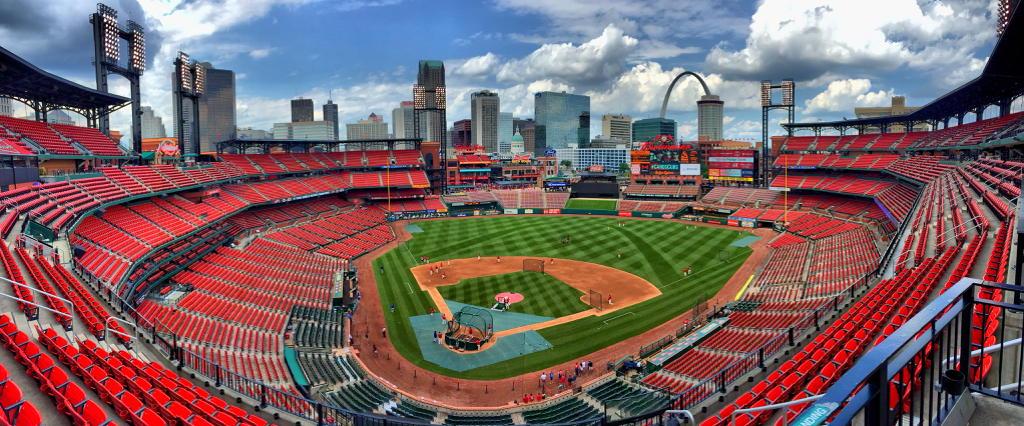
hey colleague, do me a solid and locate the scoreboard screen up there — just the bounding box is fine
[706,149,757,182]
[642,148,700,176]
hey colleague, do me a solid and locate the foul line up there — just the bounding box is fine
[601,312,635,324]
[734,274,755,301]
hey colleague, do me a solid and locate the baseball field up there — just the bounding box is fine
[372,215,752,379]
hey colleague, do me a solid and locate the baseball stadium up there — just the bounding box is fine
[0,2,1023,426]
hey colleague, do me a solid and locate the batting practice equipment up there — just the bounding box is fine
[523,258,545,274]
[444,306,494,351]
[588,289,604,311]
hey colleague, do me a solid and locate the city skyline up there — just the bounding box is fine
[0,1,1009,145]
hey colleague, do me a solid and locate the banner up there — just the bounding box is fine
[679,163,701,176]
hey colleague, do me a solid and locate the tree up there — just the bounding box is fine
[560,160,573,172]
[618,162,631,176]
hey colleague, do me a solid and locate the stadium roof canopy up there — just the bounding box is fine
[784,3,1024,133]
[217,138,423,153]
[0,46,129,119]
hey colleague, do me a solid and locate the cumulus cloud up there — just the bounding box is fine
[586,62,760,116]
[496,25,638,87]
[248,48,275,59]
[804,79,893,114]
[452,53,501,78]
[705,0,994,84]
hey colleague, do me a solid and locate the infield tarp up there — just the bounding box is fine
[409,311,553,372]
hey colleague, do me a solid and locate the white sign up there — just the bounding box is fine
[679,163,701,176]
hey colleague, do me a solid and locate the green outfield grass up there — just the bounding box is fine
[438,271,590,318]
[373,215,752,379]
[564,198,619,210]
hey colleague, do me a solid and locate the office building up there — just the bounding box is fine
[534,91,590,156]
[451,119,472,147]
[633,117,677,144]
[140,106,167,139]
[697,95,724,141]
[345,113,388,140]
[173,63,236,153]
[323,100,339,141]
[291,98,314,122]
[273,121,335,140]
[555,146,630,172]
[413,60,447,147]
[392,101,415,139]
[497,112,513,154]
[47,110,76,126]
[471,90,500,152]
[855,96,929,132]
[590,136,629,149]
[0,97,12,117]
[602,114,632,143]
[237,127,271,140]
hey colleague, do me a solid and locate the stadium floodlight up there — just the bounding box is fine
[781,79,795,107]
[435,86,446,109]
[128,21,145,73]
[178,51,193,94]
[413,85,426,109]
[760,81,772,107]
[99,4,120,64]
[194,63,206,95]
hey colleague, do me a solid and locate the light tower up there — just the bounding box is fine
[760,79,795,188]
[90,3,146,153]
[173,52,205,160]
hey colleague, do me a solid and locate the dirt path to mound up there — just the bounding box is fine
[350,216,775,409]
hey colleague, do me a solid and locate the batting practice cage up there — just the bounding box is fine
[523,258,545,273]
[445,306,494,351]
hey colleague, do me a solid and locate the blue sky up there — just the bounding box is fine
[0,0,1011,142]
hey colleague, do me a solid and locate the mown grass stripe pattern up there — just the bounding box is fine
[375,216,752,379]
[438,271,590,318]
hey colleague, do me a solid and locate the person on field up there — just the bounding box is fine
[607,295,613,305]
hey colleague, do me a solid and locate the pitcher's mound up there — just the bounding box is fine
[495,292,524,304]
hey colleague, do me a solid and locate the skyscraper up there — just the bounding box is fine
[697,95,724,141]
[273,121,334,140]
[198,63,236,152]
[173,62,236,153]
[140,106,167,139]
[632,117,677,144]
[451,119,472,147]
[471,90,499,152]
[323,100,339,141]
[291,98,314,122]
[413,60,446,148]
[346,113,389,140]
[497,112,513,155]
[392,101,415,139]
[602,114,632,143]
[534,91,590,156]
[46,110,76,125]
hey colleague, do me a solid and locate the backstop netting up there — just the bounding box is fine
[523,259,545,274]
[589,289,604,311]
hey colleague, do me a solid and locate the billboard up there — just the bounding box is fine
[644,147,699,176]
[707,149,756,182]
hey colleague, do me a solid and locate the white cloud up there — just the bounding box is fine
[248,48,275,59]
[804,79,893,114]
[586,62,760,116]
[452,53,501,77]
[705,0,994,84]
[496,25,638,87]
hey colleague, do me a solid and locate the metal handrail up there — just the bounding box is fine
[0,276,75,328]
[730,393,823,425]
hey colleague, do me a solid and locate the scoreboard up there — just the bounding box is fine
[632,145,700,176]
[706,149,757,183]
